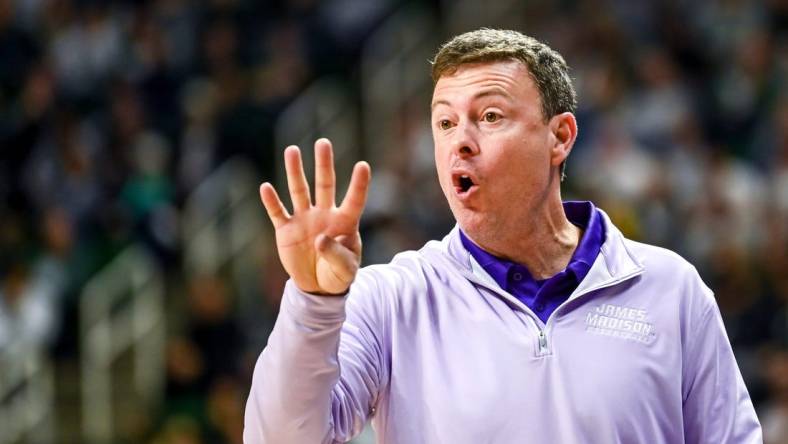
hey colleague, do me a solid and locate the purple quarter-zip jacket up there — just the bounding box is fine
[244,209,762,443]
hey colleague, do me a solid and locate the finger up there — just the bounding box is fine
[335,233,362,257]
[259,183,290,228]
[315,234,358,289]
[314,138,336,209]
[284,146,312,212]
[339,161,371,221]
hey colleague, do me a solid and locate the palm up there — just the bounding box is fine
[275,207,360,293]
[260,139,371,295]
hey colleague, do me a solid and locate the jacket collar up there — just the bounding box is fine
[427,207,644,298]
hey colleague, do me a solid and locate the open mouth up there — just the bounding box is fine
[459,175,474,192]
[453,173,477,194]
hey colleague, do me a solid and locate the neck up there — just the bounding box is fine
[464,195,581,280]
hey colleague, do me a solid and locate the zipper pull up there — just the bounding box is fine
[539,330,548,352]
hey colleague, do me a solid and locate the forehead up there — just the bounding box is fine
[431,60,537,106]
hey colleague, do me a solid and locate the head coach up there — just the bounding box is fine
[244,29,762,443]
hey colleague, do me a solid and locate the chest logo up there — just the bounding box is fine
[585,304,656,344]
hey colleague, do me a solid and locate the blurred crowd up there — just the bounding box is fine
[0,0,786,443]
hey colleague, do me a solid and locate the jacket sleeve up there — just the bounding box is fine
[243,270,389,444]
[681,277,762,444]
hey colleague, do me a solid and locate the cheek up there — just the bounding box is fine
[433,140,449,179]
[493,138,549,187]
[433,152,448,191]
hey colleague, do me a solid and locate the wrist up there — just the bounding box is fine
[293,281,349,297]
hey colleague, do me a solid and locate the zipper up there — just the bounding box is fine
[431,247,645,358]
[532,269,645,356]
[538,329,548,354]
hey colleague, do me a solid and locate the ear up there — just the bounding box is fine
[549,112,578,167]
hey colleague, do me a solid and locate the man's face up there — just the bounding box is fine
[431,60,559,240]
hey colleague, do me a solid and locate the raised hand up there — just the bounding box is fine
[259,138,371,295]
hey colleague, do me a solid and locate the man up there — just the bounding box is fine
[244,29,761,443]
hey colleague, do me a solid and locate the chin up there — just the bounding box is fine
[454,208,493,238]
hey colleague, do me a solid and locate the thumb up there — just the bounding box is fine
[315,234,360,291]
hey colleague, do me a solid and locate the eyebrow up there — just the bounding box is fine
[431,88,514,111]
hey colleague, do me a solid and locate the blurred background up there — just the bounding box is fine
[0,0,786,443]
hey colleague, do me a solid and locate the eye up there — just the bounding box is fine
[483,112,500,123]
[438,119,453,130]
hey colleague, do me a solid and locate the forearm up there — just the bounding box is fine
[244,280,347,444]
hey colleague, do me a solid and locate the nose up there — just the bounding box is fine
[452,122,480,158]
